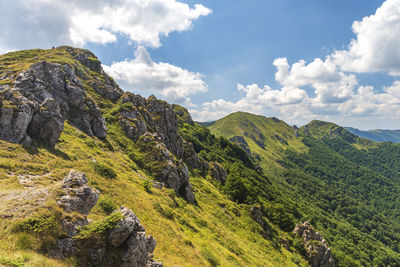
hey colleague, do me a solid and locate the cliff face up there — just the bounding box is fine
[0,47,122,146]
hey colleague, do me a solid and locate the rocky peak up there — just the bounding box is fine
[60,46,123,102]
[294,222,336,267]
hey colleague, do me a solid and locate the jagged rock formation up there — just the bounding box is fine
[119,93,184,157]
[182,141,209,171]
[58,170,99,215]
[294,222,336,267]
[1,61,107,146]
[118,93,197,202]
[61,46,124,102]
[56,170,162,267]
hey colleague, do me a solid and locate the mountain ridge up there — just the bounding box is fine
[346,127,400,143]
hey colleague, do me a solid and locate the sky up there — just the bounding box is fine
[1,0,400,130]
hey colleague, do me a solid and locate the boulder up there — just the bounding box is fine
[58,170,99,215]
[108,206,143,247]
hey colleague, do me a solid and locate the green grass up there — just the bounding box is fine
[0,47,308,266]
[0,121,308,266]
[207,111,400,266]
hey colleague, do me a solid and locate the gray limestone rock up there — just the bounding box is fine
[0,60,109,146]
[58,170,99,215]
[294,222,336,267]
[55,171,162,266]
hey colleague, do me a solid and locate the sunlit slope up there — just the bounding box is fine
[0,48,307,267]
[208,112,400,266]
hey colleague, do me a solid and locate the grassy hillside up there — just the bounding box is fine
[0,48,308,266]
[208,112,400,266]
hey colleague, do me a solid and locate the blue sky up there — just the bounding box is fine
[88,0,386,102]
[1,0,400,129]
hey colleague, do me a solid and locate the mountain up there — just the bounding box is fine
[2,47,399,267]
[346,127,400,143]
[0,47,312,266]
[208,113,400,266]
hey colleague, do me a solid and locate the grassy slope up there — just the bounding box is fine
[208,112,400,266]
[208,112,307,176]
[0,48,307,266]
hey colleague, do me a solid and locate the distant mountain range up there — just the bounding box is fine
[345,127,400,143]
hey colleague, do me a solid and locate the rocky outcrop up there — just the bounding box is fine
[58,170,99,215]
[209,162,227,184]
[118,93,196,202]
[172,104,194,125]
[61,46,124,102]
[250,206,275,239]
[0,61,108,146]
[294,222,335,267]
[229,136,251,156]
[56,170,162,267]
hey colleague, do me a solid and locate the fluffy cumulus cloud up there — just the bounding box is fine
[0,0,211,51]
[103,46,207,104]
[332,0,400,75]
[193,0,400,128]
[0,0,210,106]
[69,0,211,47]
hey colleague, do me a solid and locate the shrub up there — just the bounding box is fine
[75,212,123,240]
[224,175,249,203]
[93,162,117,179]
[143,179,152,193]
[99,196,117,215]
[12,215,57,234]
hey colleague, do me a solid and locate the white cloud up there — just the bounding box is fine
[103,46,207,104]
[0,0,211,51]
[192,0,400,129]
[332,0,400,75]
[192,83,309,122]
[69,0,211,47]
[273,57,357,104]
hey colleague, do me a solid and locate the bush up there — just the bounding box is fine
[75,212,123,240]
[143,179,152,193]
[93,162,117,179]
[224,175,249,203]
[99,196,117,215]
[12,215,57,234]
